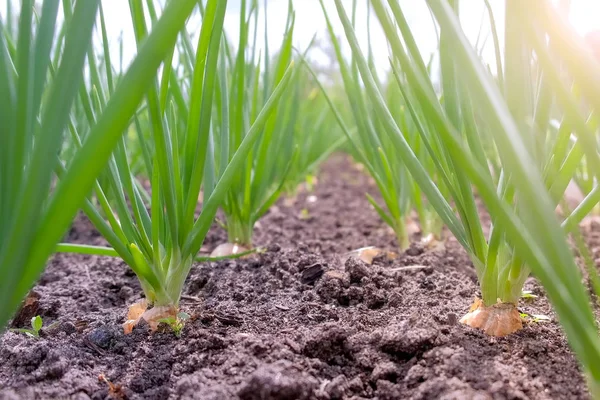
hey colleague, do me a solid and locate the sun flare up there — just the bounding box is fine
[568,0,600,36]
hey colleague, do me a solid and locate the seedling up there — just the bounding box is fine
[158,312,190,337]
[299,208,311,220]
[10,316,43,338]
[520,313,551,324]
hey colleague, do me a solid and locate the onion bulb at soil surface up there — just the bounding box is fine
[283,196,297,207]
[210,243,250,257]
[420,233,445,252]
[123,300,178,334]
[406,218,420,236]
[460,298,522,337]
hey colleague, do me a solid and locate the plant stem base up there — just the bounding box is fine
[123,299,177,334]
[421,233,445,252]
[460,298,522,337]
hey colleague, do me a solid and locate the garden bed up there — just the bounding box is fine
[0,155,589,400]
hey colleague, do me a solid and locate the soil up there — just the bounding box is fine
[0,154,591,400]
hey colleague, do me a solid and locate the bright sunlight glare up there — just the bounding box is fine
[0,0,598,74]
[568,0,600,37]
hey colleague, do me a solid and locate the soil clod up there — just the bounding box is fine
[238,362,317,400]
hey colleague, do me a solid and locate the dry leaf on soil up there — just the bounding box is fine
[10,290,41,328]
[122,299,148,334]
[344,246,397,265]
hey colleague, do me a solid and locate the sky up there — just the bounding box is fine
[1,0,599,75]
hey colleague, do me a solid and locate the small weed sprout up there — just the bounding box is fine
[520,313,551,324]
[158,312,190,337]
[10,316,43,338]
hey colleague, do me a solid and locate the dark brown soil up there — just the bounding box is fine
[0,155,590,400]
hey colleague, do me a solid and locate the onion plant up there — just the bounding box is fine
[0,0,197,331]
[281,68,346,197]
[198,0,300,249]
[318,0,445,250]
[384,69,446,243]
[330,0,600,393]
[57,0,295,327]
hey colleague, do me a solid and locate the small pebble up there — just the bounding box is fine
[118,286,134,300]
[86,326,115,349]
[301,263,324,285]
[60,321,77,335]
